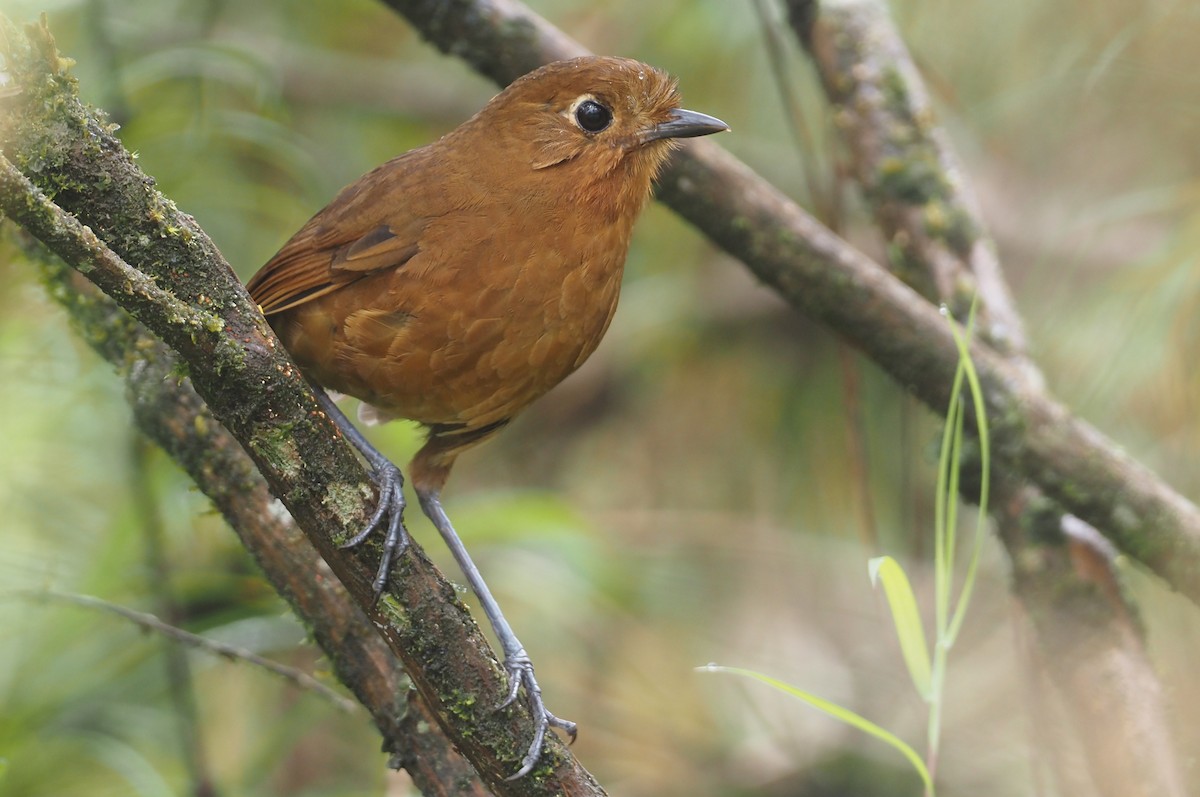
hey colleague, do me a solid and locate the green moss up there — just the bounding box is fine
[1021,496,1066,547]
[207,331,246,377]
[923,200,976,256]
[885,235,914,271]
[443,688,479,730]
[884,236,938,301]
[523,748,564,781]
[876,155,945,205]
[323,480,373,532]
[880,66,909,111]
[376,594,410,628]
[248,423,303,481]
[494,14,539,51]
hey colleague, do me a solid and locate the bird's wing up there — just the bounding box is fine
[246,152,434,315]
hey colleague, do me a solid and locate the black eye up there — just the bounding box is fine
[574,99,612,133]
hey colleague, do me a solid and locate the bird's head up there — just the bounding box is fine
[461,56,727,205]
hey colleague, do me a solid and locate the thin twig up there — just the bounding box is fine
[750,0,836,224]
[13,589,361,713]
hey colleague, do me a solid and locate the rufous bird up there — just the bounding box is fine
[246,55,727,777]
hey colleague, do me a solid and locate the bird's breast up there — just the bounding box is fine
[276,209,631,431]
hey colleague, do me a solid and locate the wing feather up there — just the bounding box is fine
[246,148,438,315]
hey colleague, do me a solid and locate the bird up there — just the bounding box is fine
[246,55,727,777]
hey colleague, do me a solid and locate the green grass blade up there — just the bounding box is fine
[933,330,967,639]
[868,556,933,699]
[700,665,935,795]
[944,305,991,645]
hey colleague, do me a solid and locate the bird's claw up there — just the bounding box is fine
[339,460,409,603]
[501,651,577,780]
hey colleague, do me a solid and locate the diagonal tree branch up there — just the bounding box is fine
[784,1,1185,794]
[377,0,1200,608]
[3,2,1199,794]
[1,17,599,796]
[23,252,491,796]
[790,0,1035,374]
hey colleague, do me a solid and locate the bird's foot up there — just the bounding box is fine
[500,650,577,780]
[340,459,409,602]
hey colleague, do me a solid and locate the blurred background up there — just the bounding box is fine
[1,0,1198,795]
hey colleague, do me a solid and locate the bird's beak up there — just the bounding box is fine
[642,108,729,143]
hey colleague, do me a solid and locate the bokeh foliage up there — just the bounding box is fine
[1,0,1198,795]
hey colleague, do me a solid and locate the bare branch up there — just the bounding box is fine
[17,590,360,713]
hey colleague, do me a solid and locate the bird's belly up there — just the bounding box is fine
[277,252,624,430]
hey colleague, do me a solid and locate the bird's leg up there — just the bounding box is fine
[417,487,578,779]
[313,388,408,601]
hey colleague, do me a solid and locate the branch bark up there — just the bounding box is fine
[26,257,490,795]
[786,1,1185,793]
[4,2,1199,794]
[1,16,599,796]
[376,0,1200,608]
[381,0,1197,791]
[793,0,1035,376]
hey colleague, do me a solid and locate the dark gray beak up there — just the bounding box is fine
[643,108,729,142]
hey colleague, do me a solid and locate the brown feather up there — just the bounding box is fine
[246,148,442,314]
[241,58,726,775]
[245,56,724,488]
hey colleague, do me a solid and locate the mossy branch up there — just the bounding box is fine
[4,3,1200,795]
[0,15,602,796]
[30,257,489,796]
[378,0,1200,609]
[785,1,1185,793]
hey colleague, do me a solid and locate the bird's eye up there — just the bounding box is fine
[574,99,612,133]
